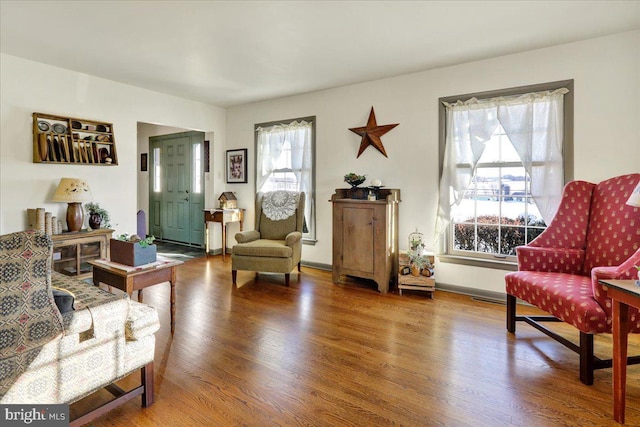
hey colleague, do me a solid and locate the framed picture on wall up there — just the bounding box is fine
[226,149,247,183]
[140,153,148,172]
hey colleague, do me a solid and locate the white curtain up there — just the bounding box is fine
[256,120,313,233]
[435,88,568,242]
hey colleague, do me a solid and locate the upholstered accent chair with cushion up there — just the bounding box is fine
[232,191,305,287]
[505,173,640,385]
[0,230,159,425]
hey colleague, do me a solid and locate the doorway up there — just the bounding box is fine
[149,131,205,247]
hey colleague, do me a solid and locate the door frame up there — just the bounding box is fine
[149,131,205,247]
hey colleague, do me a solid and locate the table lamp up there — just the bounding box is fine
[51,178,92,232]
[627,181,640,208]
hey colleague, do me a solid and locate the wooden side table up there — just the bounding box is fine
[397,252,435,298]
[600,278,640,424]
[89,259,183,334]
[203,208,244,260]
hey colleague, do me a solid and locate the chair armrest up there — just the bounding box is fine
[591,248,640,307]
[126,300,160,341]
[62,309,93,336]
[516,246,585,274]
[235,230,260,243]
[285,231,302,246]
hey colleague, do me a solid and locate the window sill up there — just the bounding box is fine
[438,254,517,271]
[302,238,317,246]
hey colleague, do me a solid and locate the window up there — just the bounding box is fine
[192,143,202,194]
[153,147,161,193]
[255,117,316,242]
[437,81,573,265]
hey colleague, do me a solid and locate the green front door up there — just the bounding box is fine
[149,131,204,246]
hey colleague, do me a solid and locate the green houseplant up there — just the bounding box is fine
[407,249,430,276]
[84,202,111,229]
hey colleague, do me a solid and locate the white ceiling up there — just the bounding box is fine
[1,1,639,107]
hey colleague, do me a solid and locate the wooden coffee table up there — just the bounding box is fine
[89,259,183,334]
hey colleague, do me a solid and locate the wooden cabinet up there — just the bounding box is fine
[331,188,400,294]
[51,229,113,280]
[33,112,118,165]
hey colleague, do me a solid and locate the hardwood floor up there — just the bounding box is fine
[72,256,640,426]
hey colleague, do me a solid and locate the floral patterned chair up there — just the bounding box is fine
[232,191,305,287]
[505,173,640,385]
[0,230,160,425]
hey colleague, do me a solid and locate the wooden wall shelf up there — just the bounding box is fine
[33,112,118,166]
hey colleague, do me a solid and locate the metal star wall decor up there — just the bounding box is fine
[349,107,399,158]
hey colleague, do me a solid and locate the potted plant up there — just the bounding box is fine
[407,249,430,276]
[84,202,111,229]
[111,233,157,266]
[344,173,366,188]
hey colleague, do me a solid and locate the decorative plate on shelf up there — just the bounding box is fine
[37,121,50,132]
[52,123,67,134]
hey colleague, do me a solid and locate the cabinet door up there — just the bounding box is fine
[53,244,78,276]
[341,206,374,273]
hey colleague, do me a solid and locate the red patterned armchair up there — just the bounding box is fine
[505,173,640,385]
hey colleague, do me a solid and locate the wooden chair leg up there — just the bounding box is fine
[580,332,595,385]
[298,262,301,272]
[141,362,154,407]
[507,294,516,333]
[285,273,290,287]
[232,270,237,285]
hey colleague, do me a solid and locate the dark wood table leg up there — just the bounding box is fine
[222,223,227,261]
[170,266,176,334]
[205,221,209,258]
[613,299,629,424]
[138,289,143,303]
[141,362,154,407]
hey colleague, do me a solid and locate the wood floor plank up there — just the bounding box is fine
[71,256,640,426]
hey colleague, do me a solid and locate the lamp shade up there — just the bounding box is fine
[627,182,640,208]
[51,178,92,232]
[51,178,92,203]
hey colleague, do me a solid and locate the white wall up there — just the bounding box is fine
[226,31,640,294]
[0,54,226,247]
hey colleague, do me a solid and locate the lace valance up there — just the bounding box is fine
[262,191,300,221]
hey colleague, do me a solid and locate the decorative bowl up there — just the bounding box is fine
[344,173,366,188]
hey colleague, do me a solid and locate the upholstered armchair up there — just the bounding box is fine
[0,230,159,425]
[505,173,640,385]
[232,191,305,287]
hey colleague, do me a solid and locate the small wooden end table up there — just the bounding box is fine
[203,208,244,260]
[397,252,435,298]
[600,278,640,424]
[89,259,183,334]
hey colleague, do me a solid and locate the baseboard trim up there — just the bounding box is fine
[300,262,509,301]
[301,260,332,271]
[435,282,507,304]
